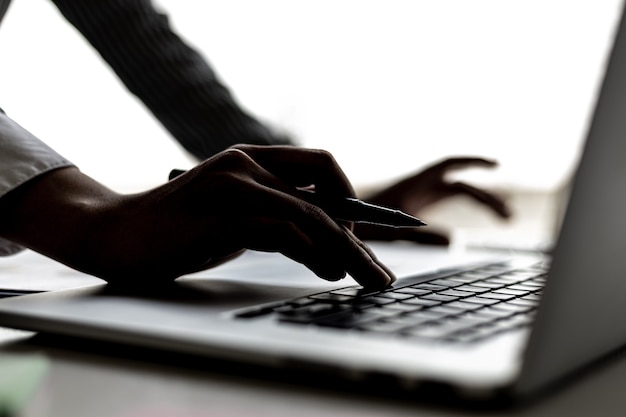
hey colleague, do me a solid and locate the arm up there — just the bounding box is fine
[42,2,507,249]
[0,125,394,289]
[49,0,292,160]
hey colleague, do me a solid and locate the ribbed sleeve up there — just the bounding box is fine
[50,0,292,160]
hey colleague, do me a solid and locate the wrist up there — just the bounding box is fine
[0,167,123,274]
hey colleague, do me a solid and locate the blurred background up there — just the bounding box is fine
[0,0,622,247]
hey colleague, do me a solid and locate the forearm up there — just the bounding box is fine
[51,0,293,159]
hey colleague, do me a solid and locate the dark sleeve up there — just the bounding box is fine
[50,0,293,160]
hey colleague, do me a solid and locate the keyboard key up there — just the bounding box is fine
[279,307,345,324]
[522,294,542,301]
[384,303,423,314]
[330,287,364,297]
[506,284,538,292]
[438,289,474,298]
[285,303,338,317]
[359,296,397,306]
[491,303,533,314]
[313,310,380,328]
[446,301,485,312]
[520,280,544,288]
[407,309,449,320]
[422,294,459,302]
[471,307,514,319]
[365,307,405,319]
[478,292,516,301]
[455,312,500,327]
[463,296,500,305]
[394,287,432,296]
[454,285,489,293]
[377,292,415,301]
[405,316,482,339]
[428,305,463,317]
[310,293,354,303]
[387,314,438,327]
[403,298,441,307]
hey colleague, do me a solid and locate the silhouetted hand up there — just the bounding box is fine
[0,145,395,290]
[354,157,512,245]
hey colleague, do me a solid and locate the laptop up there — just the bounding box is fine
[2,3,626,403]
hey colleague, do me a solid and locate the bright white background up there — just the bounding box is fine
[0,1,622,193]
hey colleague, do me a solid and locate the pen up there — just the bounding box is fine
[168,169,426,228]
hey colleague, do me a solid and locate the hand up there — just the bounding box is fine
[0,145,395,290]
[354,157,512,245]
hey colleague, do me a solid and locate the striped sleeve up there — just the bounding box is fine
[50,0,293,160]
[0,110,74,256]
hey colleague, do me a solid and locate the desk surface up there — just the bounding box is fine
[2,325,625,417]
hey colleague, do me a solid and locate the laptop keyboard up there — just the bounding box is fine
[234,260,546,344]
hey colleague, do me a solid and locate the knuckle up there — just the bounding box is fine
[312,148,336,163]
[212,148,253,170]
[230,143,253,152]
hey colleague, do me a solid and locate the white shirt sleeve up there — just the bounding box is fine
[0,110,74,255]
